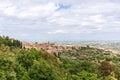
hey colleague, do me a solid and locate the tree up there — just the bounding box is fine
[72,70,101,80]
[99,61,114,77]
[0,52,17,80]
[16,48,43,70]
[29,59,60,80]
[0,36,22,49]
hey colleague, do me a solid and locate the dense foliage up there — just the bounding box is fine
[0,38,120,80]
[0,45,60,80]
[0,36,22,49]
[55,46,119,80]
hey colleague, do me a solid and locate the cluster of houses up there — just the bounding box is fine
[22,42,80,53]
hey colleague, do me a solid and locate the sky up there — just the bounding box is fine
[0,0,120,42]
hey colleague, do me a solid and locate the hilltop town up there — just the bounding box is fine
[22,41,80,53]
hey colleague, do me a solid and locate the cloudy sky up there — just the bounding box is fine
[0,0,120,41]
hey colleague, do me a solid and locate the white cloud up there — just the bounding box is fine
[48,29,68,34]
[0,1,11,11]
[48,26,102,35]
[0,0,120,40]
[3,6,17,16]
[21,33,29,37]
[0,1,59,19]
[0,30,2,33]
[17,2,58,19]
[89,14,106,23]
